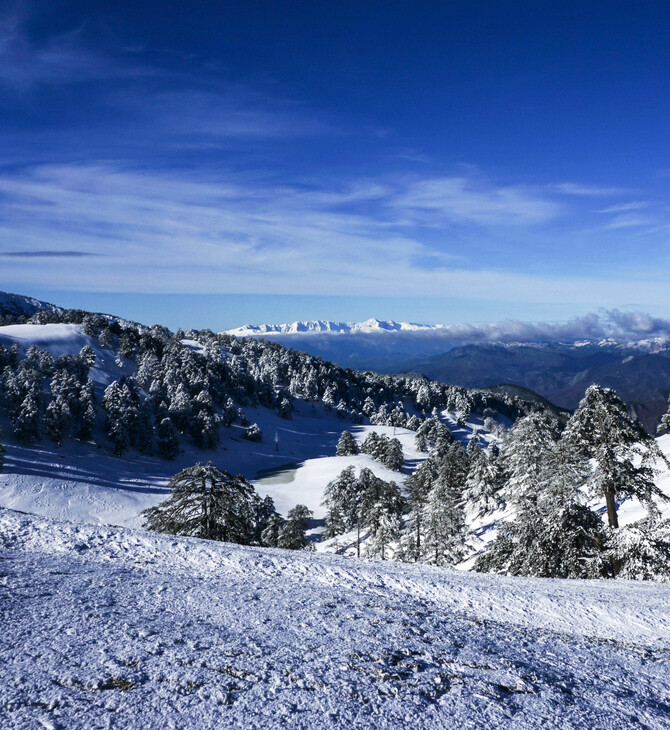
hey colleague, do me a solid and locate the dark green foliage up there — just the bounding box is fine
[323,466,359,537]
[253,494,281,544]
[143,462,256,543]
[261,514,285,547]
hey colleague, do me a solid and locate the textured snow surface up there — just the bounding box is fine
[2,509,670,729]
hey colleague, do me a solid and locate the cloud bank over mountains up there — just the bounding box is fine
[228,310,670,349]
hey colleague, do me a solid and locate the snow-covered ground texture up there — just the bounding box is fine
[2,508,670,730]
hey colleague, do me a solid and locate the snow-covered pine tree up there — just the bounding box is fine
[422,478,467,566]
[102,378,140,456]
[77,380,96,440]
[565,384,668,529]
[500,411,560,507]
[45,394,71,445]
[253,494,280,544]
[657,395,670,435]
[261,514,285,547]
[277,504,313,550]
[336,430,359,456]
[323,466,359,538]
[142,462,256,543]
[479,417,603,579]
[361,431,383,459]
[404,455,441,559]
[243,423,263,441]
[463,441,504,517]
[14,389,42,443]
[382,438,404,471]
[361,479,406,560]
[608,518,670,581]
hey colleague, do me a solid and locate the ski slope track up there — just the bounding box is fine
[2,508,670,730]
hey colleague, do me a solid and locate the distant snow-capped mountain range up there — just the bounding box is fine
[225,318,446,336]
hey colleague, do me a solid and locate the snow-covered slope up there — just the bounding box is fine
[0,291,63,320]
[2,508,670,729]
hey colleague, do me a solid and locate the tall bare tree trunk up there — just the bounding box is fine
[604,487,619,529]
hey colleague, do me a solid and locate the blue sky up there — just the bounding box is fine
[2,1,670,330]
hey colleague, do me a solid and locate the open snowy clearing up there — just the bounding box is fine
[2,508,670,729]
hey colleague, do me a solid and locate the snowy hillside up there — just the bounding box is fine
[0,291,63,320]
[2,508,670,729]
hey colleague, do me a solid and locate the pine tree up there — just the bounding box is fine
[243,423,263,441]
[464,443,504,517]
[382,438,404,471]
[14,390,42,443]
[278,504,313,550]
[422,479,467,566]
[361,479,406,560]
[156,417,180,459]
[658,395,670,435]
[405,455,441,559]
[45,394,72,445]
[253,494,280,543]
[336,430,359,456]
[501,412,560,506]
[609,518,670,581]
[323,466,358,537]
[565,385,668,530]
[143,462,256,543]
[102,379,140,456]
[77,380,96,441]
[475,503,608,579]
[261,514,285,547]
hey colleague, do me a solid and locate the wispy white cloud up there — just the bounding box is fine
[0,2,150,90]
[1,163,669,309]
[390,177,560,227]
[595,201,649,213]
[602,213,657,230]
[551,182,630,197]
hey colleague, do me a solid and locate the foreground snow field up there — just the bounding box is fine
[2,509,670,729]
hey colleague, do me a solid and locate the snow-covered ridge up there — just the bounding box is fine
[225,318,448,336]
[0,291,63,319]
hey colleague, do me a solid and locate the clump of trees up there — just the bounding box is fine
[143,462,314,551]
[323,466,405,558]
[476,386,669,580]
[360,432,404,471]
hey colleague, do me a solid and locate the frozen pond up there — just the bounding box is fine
[253,461,301,485]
